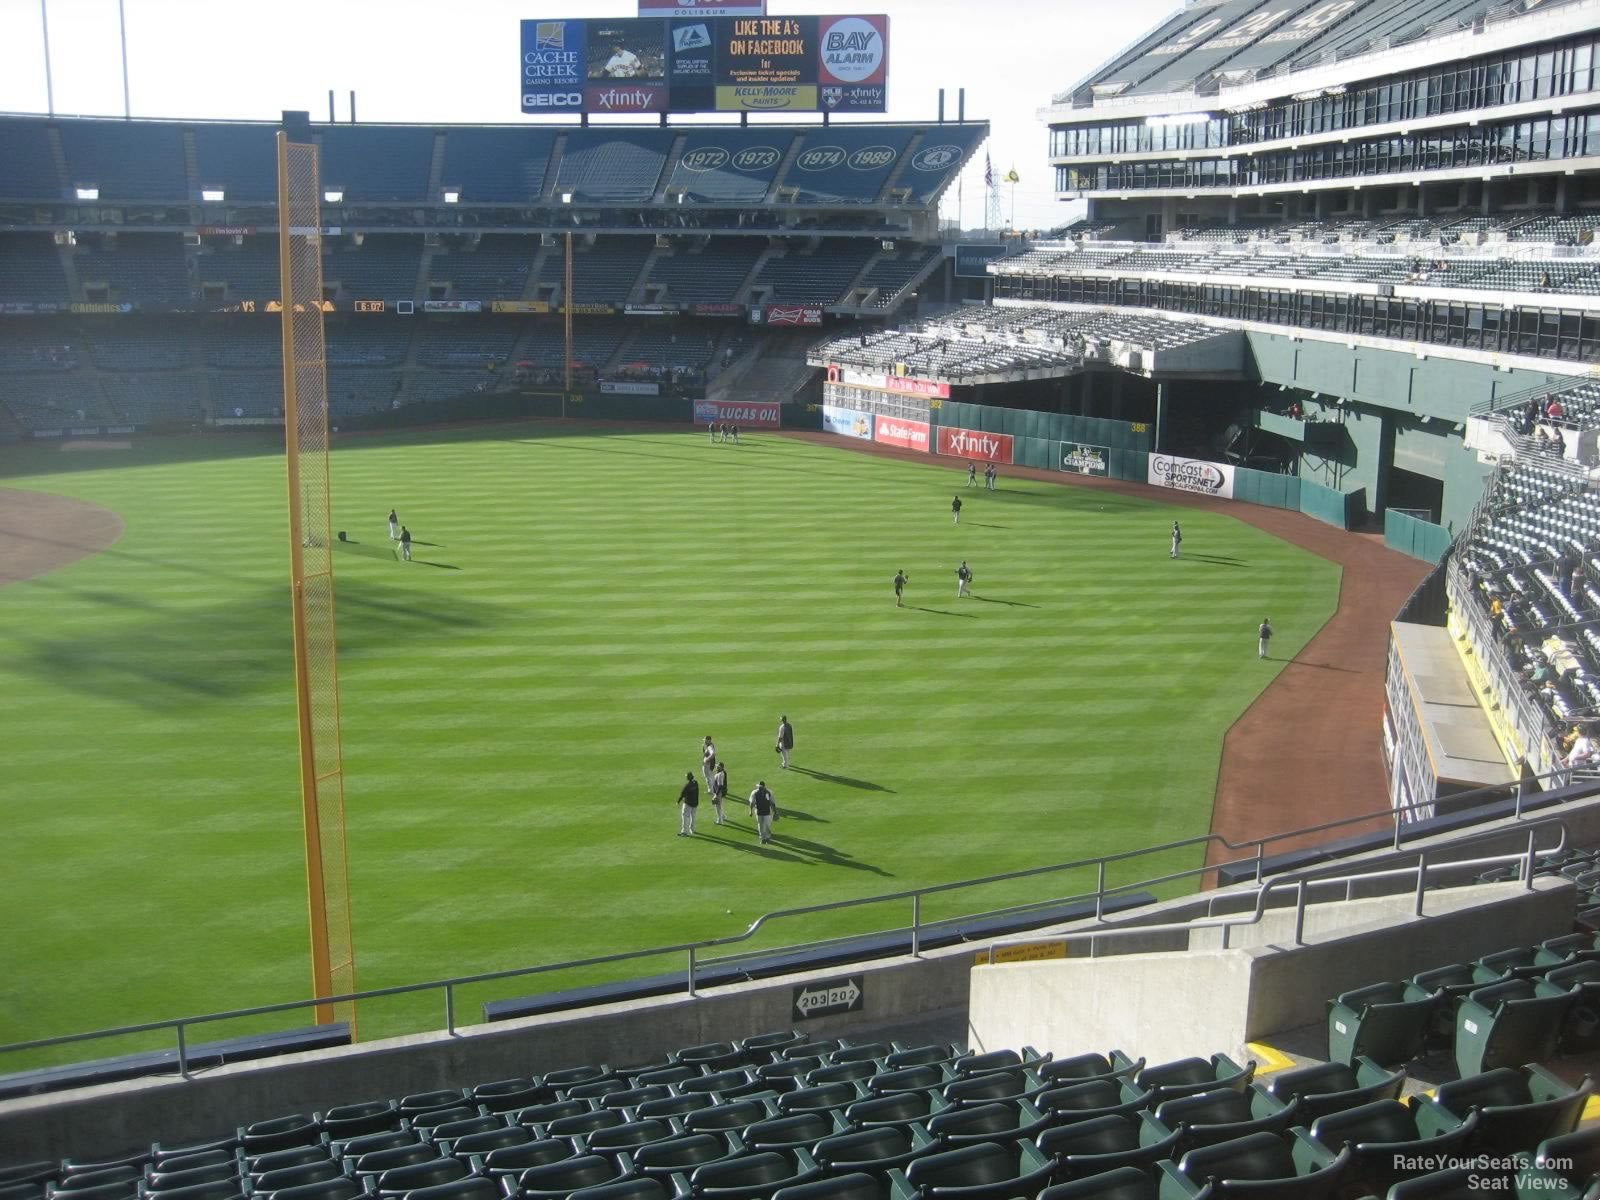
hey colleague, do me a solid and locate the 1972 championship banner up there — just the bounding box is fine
[1148,453,1235,499]
[522,14,887,114]
[695,399,781,427]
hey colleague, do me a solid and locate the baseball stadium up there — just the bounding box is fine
[3,0,1600,1190]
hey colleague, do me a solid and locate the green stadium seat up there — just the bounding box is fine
[1412,1066,1590,1154]
[764,1060,826,1086]
[778,1082,863,1114]
[846,1089,951,1130]
[569,1078,630,1102]
[683,1068,762,1096]
[834,1042,892,1065]
[401,1180,499,1200]
[868,1065,951,1094]
[742,1111,845,1151]
[1291,1098,1479,1196]
[331,1130,415,1159]
[809,1061,880,1087]
[1327,982,1438,1066]
[1535,933,1600,967]
[601,1085,674,1111]
[1036,1114,1181,1180]
[61,1156,145,1177]
[677,1041,744,1071]
[480,1138,575,1174]
[144,1164,239,1192]
[241,1115,322,1155]
[1137,1055,1254,1103]
[630,1065,702,1089]
[1034,1079,1153,1124]
[142,1183,242,1200]
[925,1099,1050,1146]
[397,1089,467,1116]
[1535,961,1600,1052]
[512,1099,591,1126]
[444,1124,533,1156]
[427,1114,502,1140]
[545,1064,613,1088]
[407,1106,477,1132]
[1410,964,1481,1048]
[785,1040,845,1060]
[812,1125,937,1178]
[516,1155,627,1200]
[942,1068,1047,1108]
[585,1119,678,1157]
[250,1146,333,1174]
[0,1168,56,1188]
[694,1149,821,1200]
[1261,1057,1405,1122]
[0,1185,42,1200]
[1386,1167,1513,1200]
[885,1044,965,1070]
[1511,1124,1600,1200]
[471,1077,552,1112]
[256,1180,363,1200]
[1474,947,1548,984]
[741,1031,807,1062]
[1041,1054,1145,1086]
[252,1163,345,1194]
[1038,1166,1160,1200]
[148,1152,232,1174]
[635,1092,714,1120]
[1157,1131,1350,1200]
[320,1100,399,1139]
[549,1108,628,1139]
[350,1146,438,1178]
[567,1181,670,1200]
[630,1133,741,1179]
[684,1098,778,1133]
[1143,1085,1298,1154]
[774,1174,887,1200]
[1451,980,1572,1076]
[40,1185,133,1200]
[895,1139,1055,1200]
[953,1051,1026,1076]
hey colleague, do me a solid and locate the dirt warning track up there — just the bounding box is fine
[0,489,125,587]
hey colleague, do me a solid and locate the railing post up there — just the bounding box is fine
[1392,808,1402,851]
[176,1023,188,1079]
[1254,842,1264,884]
[1414,852,1427,916]
[687,946,698,996]
[1293,880,1307,945]
[1096,860,1106,920]
[445,984,455,1035]
[911,894,922,958]
[1525,828,1537,890]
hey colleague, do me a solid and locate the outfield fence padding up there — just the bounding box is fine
[1385,509,1454,564]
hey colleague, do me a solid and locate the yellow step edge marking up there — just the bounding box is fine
[1582,1094,1600,1123]
[1245,1042,1296,1075]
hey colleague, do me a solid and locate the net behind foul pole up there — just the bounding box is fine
[277,131,357,1032]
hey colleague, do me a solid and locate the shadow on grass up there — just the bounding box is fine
[788,767,895,794]
[906,605,978,619]
[971,596,1041,609]
[414,560,462,571]
[2,576,498,710]
[1184,554,1249,567]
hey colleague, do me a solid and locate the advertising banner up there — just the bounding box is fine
[1061,442,1110,477]
[562,303,617,315]
[763,305,823,326]
[492,300,551,313]
[624,303,677,316]
[423,299,482,313]
[822,404,873,440]
[830,365,948,398]
[197,225,258,236]
[955,243,1008,278]
[873,415,929,452]
[690,302,743,316]
[1148,453,1236,499]
[601,380,661,396]
[522,15,886,114]
[640,0,766,13]
[695,399,781,427]
[937,425,1014,464]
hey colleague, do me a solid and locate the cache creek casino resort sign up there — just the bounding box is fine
[520,14,889,114]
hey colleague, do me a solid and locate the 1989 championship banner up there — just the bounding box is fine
[522,14,888,114]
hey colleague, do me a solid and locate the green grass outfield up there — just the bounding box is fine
[0,424,1339,1060]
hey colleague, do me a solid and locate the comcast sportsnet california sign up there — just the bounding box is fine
[937,426,1014,465]
[1148,453,1235,499]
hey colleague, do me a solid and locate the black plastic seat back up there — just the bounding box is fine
[481,1139,573,1173]
[1038,1167,1159,1200]
[685,1099,770,1132]
[516,1155,619,1198]
[744,1112,836,1149]
[847,1090,935,1126]
[771,1174,885,1200]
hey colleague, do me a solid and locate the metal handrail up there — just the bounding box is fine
[0,768,1587,1075]
[978,818,1567,959]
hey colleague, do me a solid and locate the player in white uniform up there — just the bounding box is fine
[603,44,641,77]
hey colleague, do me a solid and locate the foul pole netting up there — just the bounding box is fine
[277,131,358,1032]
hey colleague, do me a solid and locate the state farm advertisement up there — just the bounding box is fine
[695,399,781,427]
[873,415,929,451]
[937,425,1014,465]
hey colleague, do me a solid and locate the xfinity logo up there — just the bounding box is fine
[593,88,654,110]
[525,92,582,107]
[946,431,999,457]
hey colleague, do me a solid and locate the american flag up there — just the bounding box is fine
[984,153,994,189]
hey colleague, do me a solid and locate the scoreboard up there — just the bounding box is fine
[520,14,888,114]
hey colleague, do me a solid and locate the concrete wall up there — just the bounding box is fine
[969,877,1573,1066]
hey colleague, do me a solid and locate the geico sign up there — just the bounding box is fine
[524,92,583,107]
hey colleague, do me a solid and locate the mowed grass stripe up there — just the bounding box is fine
[0,426,1338,1056]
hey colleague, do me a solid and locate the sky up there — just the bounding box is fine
[0,0,1177,231]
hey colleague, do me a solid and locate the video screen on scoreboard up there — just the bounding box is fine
[521,14,888,115]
